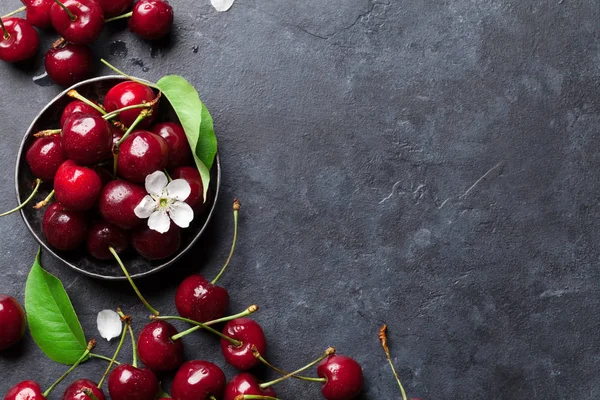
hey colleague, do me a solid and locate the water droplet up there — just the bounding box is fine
[109,41,128,58]
[192,45,199,54]
[142,67,149,72]
[32,72,53,87]
[150,46,163,58]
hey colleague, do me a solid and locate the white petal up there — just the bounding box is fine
[97,310,122,341]
[211,0,235,12]
[169,201,194,228]
[134,195,157,219]
[148,210,171,233]
[165,179,191,202]
[145,171,169,196]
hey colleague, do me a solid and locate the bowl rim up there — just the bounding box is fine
[15,75,221,281]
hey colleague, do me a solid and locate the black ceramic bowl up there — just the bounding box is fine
[15,75,221,280]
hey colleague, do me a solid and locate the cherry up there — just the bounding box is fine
[45,43,94,87]
[0,17,39,63]
[4,381,45,400]
[171,167,205,211]
[86,221,129,260]
[97,0,133,18]
[98,180,146,230]
[131,224,180,260]
[107,364,159,400]
[176,275,229,323]
[26,136,66,181]
[151,123,192,168]
[104,81,157,128]
[23,0,54,28]
[223,373,277,400]
[50,0,104,45]
[317,355,364,400]
[61,113,113,165]
[171,360,226,400]
[116,130,169,183]
[54,160,102,211]
[137,321,183,372]
[60,100,103,128]
[221,318,266,370]
[42,202,88,251]
[62,379,106,400]
[129,0,173,41]
[0,295,26,350]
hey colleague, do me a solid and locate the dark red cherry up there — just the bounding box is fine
[97,0,133,18]
[26,136,66,181]
[223,373,277,400]
[137,321,183,372]
[175,275,229,323]
[151,123,191,168]
[62,379,106,400]
[104,81,157,128]
[107,364,159,400]
[42,202,88,251]
[317,355,364,400]
[0,17,39,63]
[0,295,26,351]
[24,0,53,28]
[171,360,226,400]
[98,180,146,230]
[54,160,102,211]
[61,113,113,165]
[4,381,45,400]
[50,0,104,45]
[220,318,266,370]
[129,0,173,41]
[60,100,103,128]
[170,167,206,212]
[86,221,129,260]
[131,224,180,260]
[45,43,93,87]
[116,131,169,183]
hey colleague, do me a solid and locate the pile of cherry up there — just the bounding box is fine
[0,0,173,86]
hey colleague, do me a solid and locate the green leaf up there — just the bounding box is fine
[25,249,87,365]
[156,75,217,199]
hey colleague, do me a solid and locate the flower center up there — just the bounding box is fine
[159,198,169,208]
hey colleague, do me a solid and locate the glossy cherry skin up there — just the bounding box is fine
[42,203,88,251]
[0,18,39,63]
[0,295,26,350]
[171,360,226,400]
[62,379,106,400]
[23,0,53,28]
[117,131,169,183]
[99,180,146,230]
[107,364,159,400]
[137,321,183,372]
[176,275,229,323]
[171,167,206,212]
[26,136,66,181]
[220,318,266,370]
[86,221,129,260]
[129,0,173,41]
[104,81,157,128]
[223,373,277,400]
[45,43,93,87]
[151,123,191,168]
[317,355,364,400]
[4,381,45,400]
[132,224,180,260]
[97,0,133,18]
[50,0,104,45]
[54,160,102,211]
[60,100,103,128]
[62,113,113,165]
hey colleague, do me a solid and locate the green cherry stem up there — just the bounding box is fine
[112,109,151,177]
[212,198,241,284]
[235,396,279,400]
[379,325,408,400]
[33,129,62,138]
[82,388,100,400]
[98,314,129,389]
[2,6,27,19]
[43,339,96,397]
[100,59,160,90]
[102,92,160,121]
[164,169,172,182]
[34,190,55,209]
[251,346,325,383]
[53,0,77,21]
[158,315,242,346]
[158,389,172,399]
[67,90,107,115]
[117,309,138,368]
[0,19,9,40]
[104,11,133,23]
[260,348,335,389]
[208,396,217,400]
[0,178,42,217]
[109,247,160,316]
[90,353,121,365]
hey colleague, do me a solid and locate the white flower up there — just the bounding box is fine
[97,310,122,341]
[134,171,194,234]
[211,0,235,12]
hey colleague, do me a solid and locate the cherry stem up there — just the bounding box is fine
[212,198,241,284]
[104,11,133,23]
[156,315,241,346]
[117,309,138,367]
[98,314,129,388]
[34,190,55,209]
[208,396,217,400]
[0,18,9,40]
[168,305,258,341]
[164,169,172,182]
[112,109,150,177]
[379,324,408,400]
[252,346,326,383]
[53,0,77,21]
[0,178,42,217]
[260,347,336,389]
[90,353,121,365]
[102,92,160,121]
[82,389,100,400]
[2,6,26,19]
[235,396,279,400]
[67,90,107,115]
[100,59,160,90]
[109,247,160,316]
[33,129,61,138]
[43,339,96,397]
[158,389,172,399]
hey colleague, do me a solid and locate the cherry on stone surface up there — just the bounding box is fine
[26,135,66,181]
[98,180,146,230]
[137,320,183,372]
[223,373,277,400]
[131,224,180,260]
[129,0,174,41]
[151,122,192,168]
[62,379,106,400]
[54,160,103,211]
[116,130,169,183]
[86,221,129,260]
[60,100,103,128]
[24,0,54,28]
[45,43,94,87]
[4,381,45,400]
[97,0,133,18]
[220,318,267,370]
[0,295,26,351]
[42,202,88,251]
[0,17,39,63]
[176,274,229,323]
[50,0,104,45]
[61,113,113,165]
[107,364,159,400]
[104,81,157,128]
[171,360,226,400]
[317,355,364,400]
[171,166,206,211]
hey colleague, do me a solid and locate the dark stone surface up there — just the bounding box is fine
[1,0,599,399]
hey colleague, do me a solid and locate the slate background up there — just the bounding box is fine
[1,0,599,399]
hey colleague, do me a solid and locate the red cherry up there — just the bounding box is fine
[86,221,129,260]
[24,0,53,28]
[170,167,206,211]
[137,321,183,372]
[104,81,157,128]
[96,0,133,18]
[175,275,229,323]
[26,136,66,181]
[54,160,102,211]
[42,202,88,251]
[45,43,94,87]
[4,381,45,400]
[0,17,39,63]
[116,131,169,183]
[107,364,159,400]
[171,360,226,400]
[61,113,113,165]
[0,295,26,351]
[60,100,104,128]
[62,379,106,400]
[98,180,146,230]
[50,0,104,45]
[129,0,173,41]
[151,123,192,168]
[317,355,364,400]
[131,224,180,260]
[223,373,277,400]
[220,318,266,370]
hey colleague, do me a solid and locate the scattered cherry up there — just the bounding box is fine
[107,364,159,400]
[131,224,180,260]
[50,0,104,45]
[223,373,277,400]
[0,17,39,63]
[116,130,169,183]
[317,355,364,400]
[98,180,146,230]
[54,160,103,211]
[129,0,174,41]
[151,123,192,168]
[137,320,183,372]
[171,167,205,211]
[26,136,66,181]
[4,381,45,400]
[104,81,157,128]
[22,0,53,28]
[62,379,106,400]
[45,43,94,87]
[220,318,266,370]
[171,360,226,400]
[86,221,129,260]
[61,113,113,165]
[176,274,229,323]
[97,0,133,18]
[42,202,88,251]
[0,295,26,350]
[60,100,103,128]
